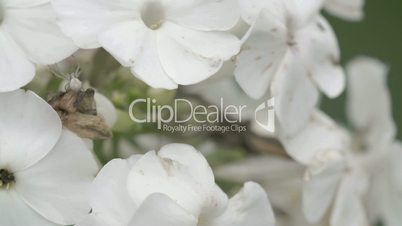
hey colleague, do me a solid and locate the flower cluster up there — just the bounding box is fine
[1,0,400,226]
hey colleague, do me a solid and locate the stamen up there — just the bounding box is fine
[0,169,15,189]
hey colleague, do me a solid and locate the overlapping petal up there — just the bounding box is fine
[0,32,35,92]
[209,182,275,226]
[3,3,77,64]
[0,90,62,171]
[15,130,98,225]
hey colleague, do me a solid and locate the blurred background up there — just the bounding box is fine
[322,0,402,139]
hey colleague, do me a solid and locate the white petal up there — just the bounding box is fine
[0,31,35,92]
[98,21,148,67]
[3,3,77,64]
[2,0,48,8]
[15,129,98,225]
[325,0,365,21]
[279,110,350,164]
[234,10,287,99]
[76,214,121,226]
[0,190,57,226]
[158,144,228,218]
[303,159,345,223]
[0,90,62,170]
[298,16,345,98]
[216,156,305,184]
[237,0,285,25]
[157,27,224,86]
[127,144,226,217]
[166,0,240,31]
[130,32,178,89]
[346,57,396,148]
[89,156,140,225]
[127,151,205,216]
[330,172,369,226]
[94,92,117,128]
[51,0,136,48]
[272,53,319,137]
[162,23,240,61]
[210,182,275,226]
[158,144,215,189]
[284,0,326,28]
[128,194,198,226]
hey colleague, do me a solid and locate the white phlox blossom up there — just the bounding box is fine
[280,57,402,226]
[235,0,345,137]
[0,89,98,226]
[77,143,275,226]
[51,0,242,90]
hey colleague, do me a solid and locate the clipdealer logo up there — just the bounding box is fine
[128,98,275,133]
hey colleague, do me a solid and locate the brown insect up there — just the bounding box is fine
[48,66,113,140]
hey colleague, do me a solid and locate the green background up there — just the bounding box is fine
[322,0,402,139]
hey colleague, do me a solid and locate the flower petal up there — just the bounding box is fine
[210,182,275,226]
[0,190,57,226]
[325,0,365,21]
[298,16,345,98]
[2,0,48,8]
[271,53,319,137]
[346,57,396,149]
[76,214,121,226]
[3,3,77,64]
[237,0,285,24]
[157,27,228,86]
[15,129,98,225]
[303,159,345,223]
[162,22,240,61]
[0,90,62,170]
[127,144,226,217]
[330,172,369,226]
[130,32,178,89]
[0,31,35,92]
[128,194,198,226]
[234,10,287,99]
[166,0,240,31]
[216,156,305,184]
[98,21,148,67]
[127,151,205,216]
[158,143,228,218]
[279,110,350,164]
[51,0,136,48]
[95,92,117,128]
[88,156,140,225]
[284,0,326,28]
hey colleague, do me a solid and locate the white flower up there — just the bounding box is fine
[216,155,325,226]
[346,57,402,226]
[324,0,365,22]
[77,143,275,226]
[51,0,241,89]
[235,0,345,136]
[0,89,98,226]
[0,0,77,92]
[280,57,402,226]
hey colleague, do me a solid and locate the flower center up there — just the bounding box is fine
[141,1,165,30]
[0,169,15,189]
